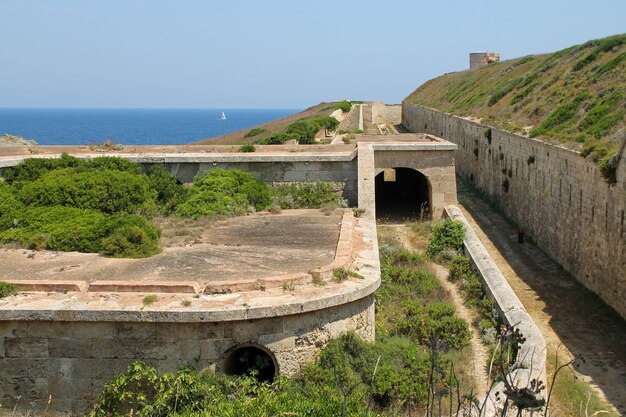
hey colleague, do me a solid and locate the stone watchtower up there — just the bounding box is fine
[469,51,500,69]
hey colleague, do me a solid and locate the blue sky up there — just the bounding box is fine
[1,0,625,109]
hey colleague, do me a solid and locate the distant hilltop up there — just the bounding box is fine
[405,33,626,158]
[0,133,37,146]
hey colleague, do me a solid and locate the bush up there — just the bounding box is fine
[0,206,110,252]
[333,101,352,113]
[0,182,24,230]
[448,255,474,282]
[146,165,186,213]
[426,219,465,259]
[100,215,161,258]
[0,206,161,257]
[3,153,80,185]
[239,144,256,152]
[91,360,365,417]
[0,281,17,298]
[243,128,266,138]
[255,133,288,145]
[18,168,157,215]
[78,156,142,174]
[285,120,320,144]
[271,182,340,209]
[176,169,271,218]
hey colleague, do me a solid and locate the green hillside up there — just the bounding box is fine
[406,34,626,172]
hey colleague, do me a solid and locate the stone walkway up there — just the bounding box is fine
[456,180,626,414]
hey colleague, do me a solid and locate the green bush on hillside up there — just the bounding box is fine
[244,128,266,138]
[333,100,352,113]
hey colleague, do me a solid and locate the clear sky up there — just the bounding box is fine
[1,0,625,109]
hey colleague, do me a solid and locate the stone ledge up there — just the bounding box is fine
[445,205,546,405]
[7,280,87,293]
[0,215,380,323]
[88,281,200,294]
[0,148,359,168]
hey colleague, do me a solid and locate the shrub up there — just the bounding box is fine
[3,153,80,185]
[311,116,340,132]
[448,255,473,282]
[0,206,110,252]
[239,144,256,152]
[0,182,24,230]
[18,168,157,214]
[530,93,588,137]
[100,215,161,258]
[285,120,320,144]
[78,156,142,174]
[91,361,362,417]
[175,169,271,218]
[255,133,288,145]
[333,101,352,113]
[146,165,186,213]
[0,281,17,298]
[426,219,465,259]
[271,182,340,209]
[243,128,266,138]
[0,207,161,257]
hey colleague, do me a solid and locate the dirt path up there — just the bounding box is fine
[379,224,490,394]
[455,181,626,414]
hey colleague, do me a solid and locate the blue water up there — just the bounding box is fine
[0,108,299,146]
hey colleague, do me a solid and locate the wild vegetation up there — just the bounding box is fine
[0,156,345,258]
[90,223,480,416]
[0,281,17,298]
[406,33,626,178]
[255,116,339,145]
[200,102,349,146]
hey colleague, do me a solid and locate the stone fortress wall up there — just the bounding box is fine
[0,296,374,413]
[403,103,626,319]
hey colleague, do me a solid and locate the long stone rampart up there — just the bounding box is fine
[404,103,626,319]
[446,205,546,414]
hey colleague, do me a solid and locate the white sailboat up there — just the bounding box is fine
[221,111,226,120]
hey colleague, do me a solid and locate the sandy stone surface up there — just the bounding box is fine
[0,210,341,286]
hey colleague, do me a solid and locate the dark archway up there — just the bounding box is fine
[375,167,431,221]
[223,345,277,382]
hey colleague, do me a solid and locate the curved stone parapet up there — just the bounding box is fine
[0,212,380,414]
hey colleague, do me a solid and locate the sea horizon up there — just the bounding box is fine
[0,108,300,146]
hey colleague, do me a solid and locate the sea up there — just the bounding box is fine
[0,108,299,146]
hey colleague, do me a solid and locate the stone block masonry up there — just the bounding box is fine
[0,296,374,414]
[403,102,626,319]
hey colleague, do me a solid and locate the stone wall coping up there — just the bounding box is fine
[444,205,547,385]
[0,149,359,168]
[370,142,457,151]
[0,214,380,323]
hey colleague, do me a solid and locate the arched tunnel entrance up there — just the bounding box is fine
[375,168,431,221]
[223,345,277,382]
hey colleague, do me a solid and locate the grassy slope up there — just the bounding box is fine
[194,102,341,145]
[406,34,626,157]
